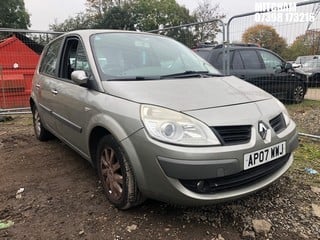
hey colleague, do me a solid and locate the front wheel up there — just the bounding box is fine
[96,135,144,209]
[290,84,305,104]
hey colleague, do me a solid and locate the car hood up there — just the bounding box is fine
[294,67,313,77]
[102,76,272,111]
[300,67,315,73]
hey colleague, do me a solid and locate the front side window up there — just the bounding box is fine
[91,33,220,80]
[61,38,90,80]
[74,43,90,72]
[40,38,63,77]
[259,50,283,70]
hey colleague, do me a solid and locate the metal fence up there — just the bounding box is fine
[227,0,320,101]
[0,29,61,114]
[150,0,320,138]
[226,0,320,139]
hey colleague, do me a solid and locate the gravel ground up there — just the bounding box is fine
[287,100,320,136]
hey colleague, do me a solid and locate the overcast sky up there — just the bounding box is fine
[24,0,317,44]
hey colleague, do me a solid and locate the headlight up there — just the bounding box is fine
[275,98,291,126]
[282,111,291,126]
[140,105,221,146]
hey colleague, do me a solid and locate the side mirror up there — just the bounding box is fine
[71,70,88,86]
[284,62,293,71]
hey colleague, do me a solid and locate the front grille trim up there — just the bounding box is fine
[270,113,286,134]
[211,125,252,146]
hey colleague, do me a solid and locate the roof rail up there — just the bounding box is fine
[214,43,260,49]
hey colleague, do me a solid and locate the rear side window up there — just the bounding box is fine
[209,52,223,70]
[232,51,244,69]
[195,49,210,59]
[40,38,63,77]
[239,50,263,69]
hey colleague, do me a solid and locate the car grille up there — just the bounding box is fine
[270,114,286,134]
[180,154,290,194]
[211,125,251,145]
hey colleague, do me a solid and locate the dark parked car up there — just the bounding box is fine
[194,45,308,103]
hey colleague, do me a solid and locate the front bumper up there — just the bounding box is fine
[121,120,298,206]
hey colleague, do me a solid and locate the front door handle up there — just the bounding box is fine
[51,89,58,95]
[35,83,41,89]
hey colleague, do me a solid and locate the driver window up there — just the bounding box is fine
[259,50,283,70]
[61,38,90,80]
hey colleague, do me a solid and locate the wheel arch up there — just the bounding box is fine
[30,97,35,112]
[89,126,111,168]
[86,112,142,168]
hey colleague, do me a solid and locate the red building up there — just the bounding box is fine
[0,33,43,108]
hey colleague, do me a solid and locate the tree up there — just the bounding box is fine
[131,0,196,47]
[284,30,320,60]
[85,0,134,25]
[132,0,195,31]
[50,12,94,32]
[85,0,129,15]
[242,24,287,57]
[49,0,197,47]
[193,0,225,44]
[95,4,136,30]
[0,0,30,29]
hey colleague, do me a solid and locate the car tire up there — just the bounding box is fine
[96,135,144,209]
[32,106,53,141]
[290,84,305,104]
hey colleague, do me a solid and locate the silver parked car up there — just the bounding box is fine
[300,59,320,87]
[30,30,298,209]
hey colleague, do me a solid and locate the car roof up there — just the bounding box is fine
[62,29,160,39]
[193,43,261,52]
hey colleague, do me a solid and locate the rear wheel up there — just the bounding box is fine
[290,84,305,104]
[32,106,52,141]
[96,135,144,209]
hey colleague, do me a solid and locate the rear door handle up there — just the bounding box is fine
[51,89,58,95]
[36,83,41,89]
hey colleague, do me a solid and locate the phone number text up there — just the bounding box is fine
[255,12,315,23]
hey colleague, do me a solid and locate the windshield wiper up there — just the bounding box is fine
[160,71,223,79]
[107,76,161,81]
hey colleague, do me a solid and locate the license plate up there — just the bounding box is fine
[244,142,286,170]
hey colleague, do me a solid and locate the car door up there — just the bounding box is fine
[230,49,267,87]
[258,49,292,100]
[35,37,64,135]
[50,36,96,157]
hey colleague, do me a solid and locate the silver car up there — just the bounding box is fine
[30,30,298,209]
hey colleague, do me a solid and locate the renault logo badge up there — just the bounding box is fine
[258,121,271,143]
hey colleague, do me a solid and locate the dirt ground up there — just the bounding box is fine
[0,114,319,240]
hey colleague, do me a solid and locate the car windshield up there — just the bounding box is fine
[90,32,220,80]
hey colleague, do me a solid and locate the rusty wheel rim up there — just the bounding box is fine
[100,147,124,202]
